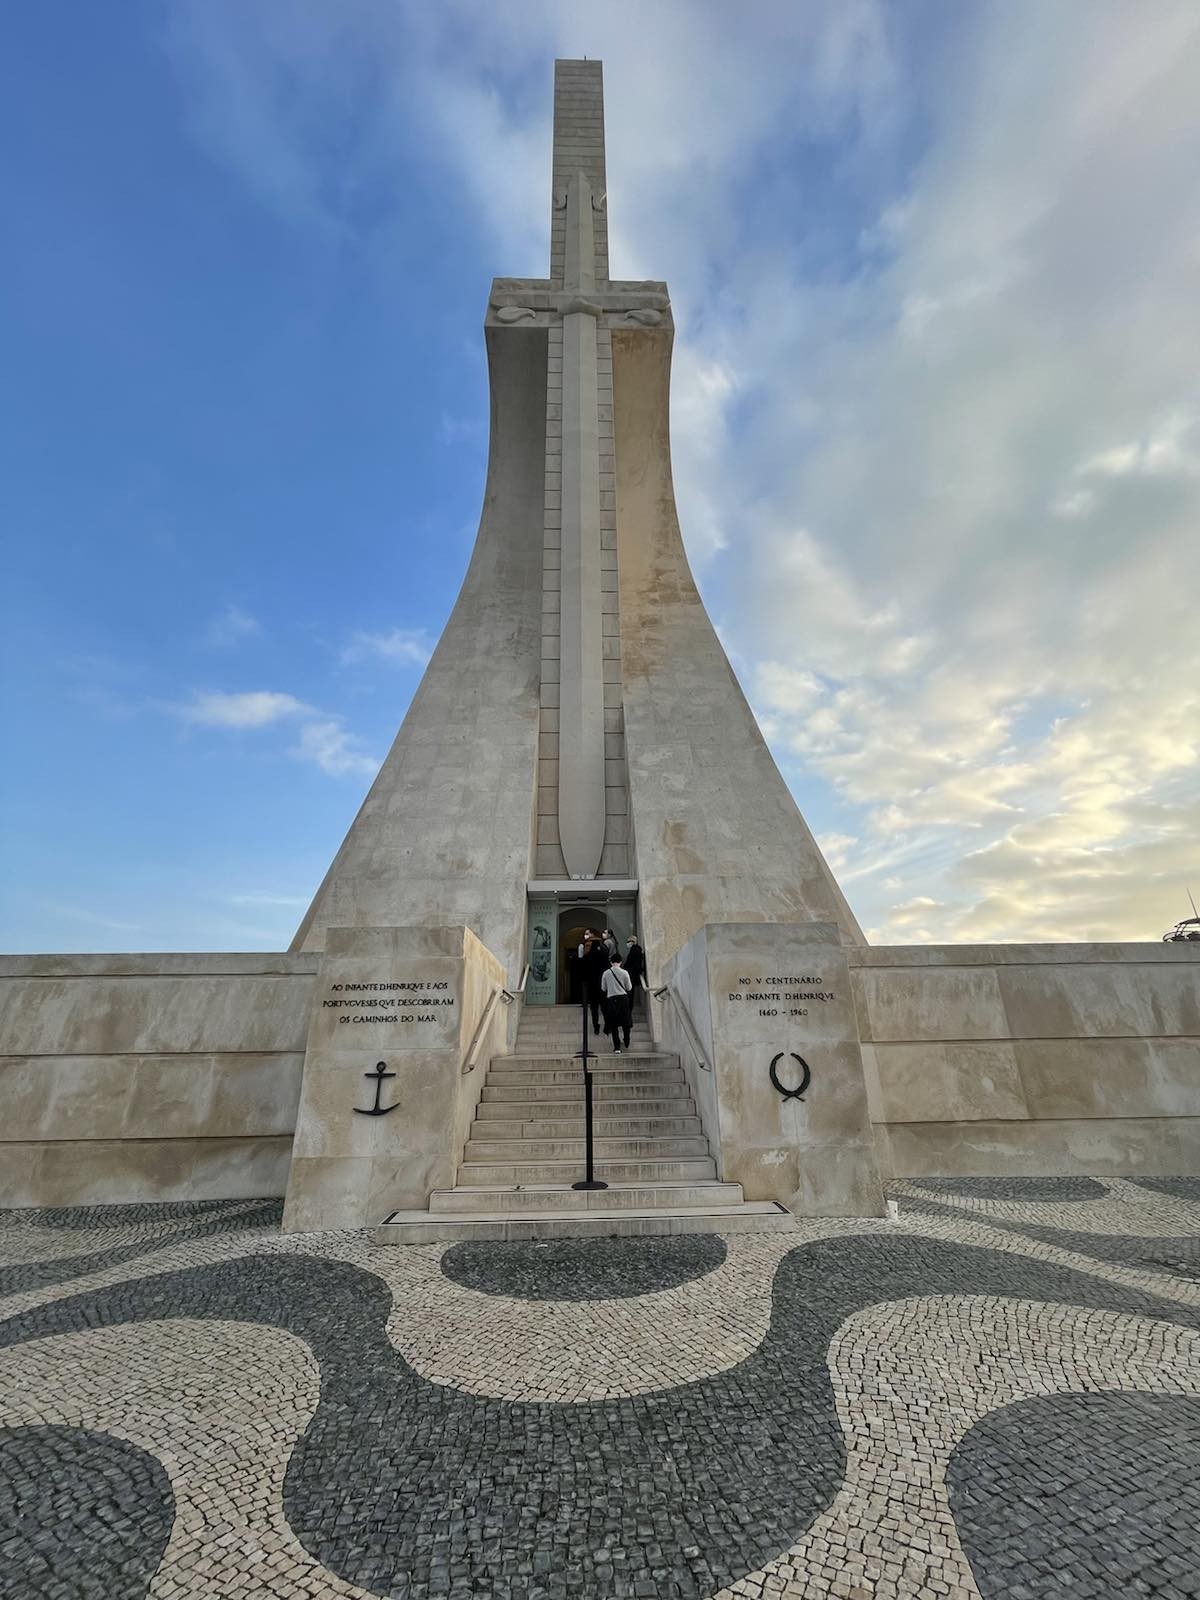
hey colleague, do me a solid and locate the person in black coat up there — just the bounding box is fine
[579,935,609,1034]
[624,936,647,1008]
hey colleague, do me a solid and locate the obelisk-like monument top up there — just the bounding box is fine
[551,59,609,285]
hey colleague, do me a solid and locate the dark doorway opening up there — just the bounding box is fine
[559,907,606,1005]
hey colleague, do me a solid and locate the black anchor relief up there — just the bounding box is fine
[3,1236,1200,1598]
[769,1051,811,1101]
[353,1061,399,1117]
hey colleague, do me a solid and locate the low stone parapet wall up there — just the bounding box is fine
[0,953,318,1207]
[4,937,1195,1211]
[852,942,1200,1178]
[282,924,509,1231]
[660,922,884,1216]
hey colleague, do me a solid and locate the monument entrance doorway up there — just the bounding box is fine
[560,909,606,1005]
[557,901,638,1003]
[524,883,639,1005]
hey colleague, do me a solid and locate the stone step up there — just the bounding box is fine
[516,1019,654,1032]
[474,1097,694,1121]
[482,1082,693,1103]
[457,1156,718,1185]
[473,1096,695,1118]
[472,1114,704,1139]
[497,1051,672,1071]
[486,1065,683,1087]
[513,1043,656,1057]
[517,1017,653,1029]
[375,1201,796,1245]
[518,1020,653,1030]
[463,1136,711,1163]
[516,1025,653,1041]
[428,1180,746,1214]
[518,1003,647,1016]
[516,1027,655,1039]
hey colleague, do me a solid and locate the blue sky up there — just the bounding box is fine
[3,1,1197,952]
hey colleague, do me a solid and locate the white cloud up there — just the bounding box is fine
[39,902,141,933]
[1079,409,1200,482]
[815,832,858,873]
[204,604,261,647]
[228,891,310,908]
[341,629,431,668]
[181,690,309,727]
[716,2,1200,942]
[293,719,378,779]
[163,0,1200,941]
[176,690,378,781]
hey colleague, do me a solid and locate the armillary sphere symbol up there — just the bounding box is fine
[769,1052,811,1101]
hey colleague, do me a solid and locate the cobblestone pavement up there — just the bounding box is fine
[1,1180,1198,1598]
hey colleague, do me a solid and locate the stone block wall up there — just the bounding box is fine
[661,922,884,1216]
[0,954,318,1207]
[3,936,1195,1213]
[282,925,508,1231]
[853,943,1200,1178]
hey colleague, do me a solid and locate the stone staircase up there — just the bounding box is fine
[376,1003,794,1244]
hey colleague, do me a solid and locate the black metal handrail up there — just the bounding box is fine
[571,991,607,1192]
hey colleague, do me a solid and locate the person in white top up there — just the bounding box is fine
[600,955,633,1052]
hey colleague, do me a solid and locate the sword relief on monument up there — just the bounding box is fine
[482,72,673,883]
[556,166,607,879]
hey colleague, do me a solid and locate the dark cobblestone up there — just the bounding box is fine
[1,1198,281,1232]
[0,1198,284,1296]
[1132,1177,1200,1202]
[440,1235,727,1300]
[0,1424,173,1599]
[905,1175,1107,1200]
[899,1190,1200,1281]
[1,1187,1197,1597]
[949,1392,1200,1598]
[2,1232,1199,1597]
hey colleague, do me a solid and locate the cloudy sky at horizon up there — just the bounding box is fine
[2,0,1197,952]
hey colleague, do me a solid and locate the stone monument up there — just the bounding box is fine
[283,58,883,1234]
[4,61,1192,1227]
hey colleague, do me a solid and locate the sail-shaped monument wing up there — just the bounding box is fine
[292,58,863,983]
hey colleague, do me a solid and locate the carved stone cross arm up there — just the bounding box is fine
[486,279,673,332]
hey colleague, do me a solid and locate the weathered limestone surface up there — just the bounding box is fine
[3,62,1196,1222]
[614,330,865,974]
[282,926,508,1232]
[289,327,548,982]
[662,923,884,1216]
[1,1136,294,1208]
[854,943,1200,1178]
[0,954,316,1206]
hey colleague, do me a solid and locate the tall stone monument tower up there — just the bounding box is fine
[282,60,882,1233]
[7,61,1188,1228]
[291,59,862,981]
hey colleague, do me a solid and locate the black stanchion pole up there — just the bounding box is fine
[572,989,607,1192]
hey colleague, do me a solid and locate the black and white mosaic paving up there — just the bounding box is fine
[0,1424,174,1600]
[441,1234,727,1300]
[895,1176,1200,1282]
[948,1392,1200,1599]
[0,1177,1197,1598]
